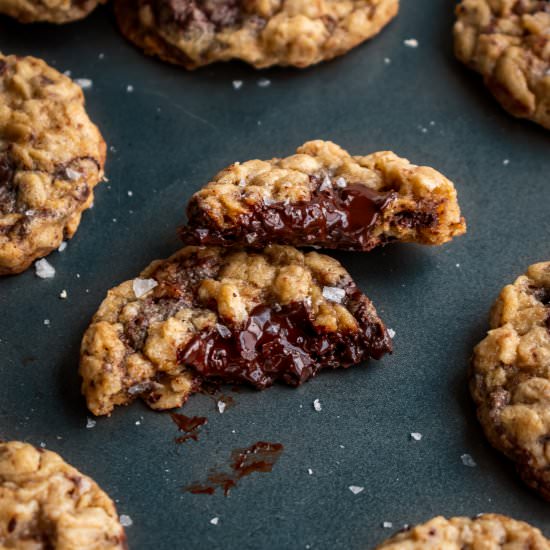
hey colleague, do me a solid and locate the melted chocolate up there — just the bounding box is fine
[181,179,397,250]
[170,412,208,443]
[0,155,16,216]
[178,297,391,389]
[185,441,284,495]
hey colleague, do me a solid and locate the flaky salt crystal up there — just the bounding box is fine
[210,517,219,525]
[461,453,477,467]
[133,278,158,298]
[382,521,393,528]
[404,38,419,48]
[35,259,55,279]
[217,401,226,414]
[120,515,133,527]
[349,486,364,495]
[75,78,93,89]
[58,241,67,252]
[86,418,96,429]
[322,286,345,303]
[232,80,243,90]
[410,432,422,441]
[313,399,322,412]
[388,328,396,338]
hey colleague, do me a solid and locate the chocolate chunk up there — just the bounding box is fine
[153,0,240,32]
[0,155,16,216]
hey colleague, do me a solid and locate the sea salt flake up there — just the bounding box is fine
[461,453,477,467]
[388,328,396,339]
[210,517,219,525]
[75,78,92,89]
[258,78,271,88]
[40,442,46,448]
[44,319,50,326]
[232,80,243,90]
[313,399,322,412]
[404,38,419,48]
[335,177,347,188]
[216,323,231,338]
[503,159,510,165]
[348,485,364,495]
[410,432,422,441]
[126,85,134,92]
[308,468,313,475]
[133,278,158,298]
[128,383,150,395]
[384,57,391,64]
[63,70,72,77]
[35,259,56,279]
[86,418,96,429]
[217,401,226,414]
[59,289,68,299]
[119,515,133,527]
[127,190,133,197]
[58,241,67,252]
[322,286,345,303]
[319,175,332,192]
[99,53,105,59]
[382,521,393,529]
[65,168,81,180]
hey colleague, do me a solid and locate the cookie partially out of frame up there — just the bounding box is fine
[80,245,391,416]
[0,54,106,275]
[114,0,399,69]
[180,140,466,251]
[0,441,127,549]
[454,0,550,129]
[375,514,550,549]
[471,262,550,500]
[0,0,104,23]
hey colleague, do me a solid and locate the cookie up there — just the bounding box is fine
[454,0,550,130]
[180,140,466,251]
[471,262,550,500]
[0,54,106,275]
[375,514,549,549]
[80,244,391,416]
[0,441,127,549]
[0,0,103,22]
[114,0,399,70]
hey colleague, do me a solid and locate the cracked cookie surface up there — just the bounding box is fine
[180,140,466,251]
[0,441,127,549]
[471,262,550,500]
[0,0,104,23]
[114,0,399,69]
[454,0,550,129]
[80,245,391,416]
[0,54,105,275]
[375,514,550,549]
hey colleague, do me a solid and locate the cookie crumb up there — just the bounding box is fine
[382,521,393,528]
[388,328,396,339]
[258,78,271,88]
[313,399,322,412]
[232,80,243,90]
[86,418,97,429]
[119,515,133,527]
[133,278,158,298]
[348,485,364,495]
[404,38,419,48]
[410,432,422,441]
[217,400,226,414]
[35,259,56,279]
[461,453,477,467]
[59,289,68,299]
[74,78,92,89]
[58,241,67,252]
[210,517,219,525]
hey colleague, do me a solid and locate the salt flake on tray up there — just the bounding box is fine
[119,515,133,527]
[313,399,322,412]
[58,241,67,252]
[410,432,422,441]
[86,418,96,429]
[217,401,226,414]
[322,286,345,303]
[257,78,271,88]
[59,289,68,299]
[232,80,243,90]
[74,78,93,89]
[133,278,158,298]
[461,453,477,467]
[387,328,396,339]
[404,38,419,48]
[35,258,56,279]
[382,521,393,528]
[348,485,364,495]
[210,517,219,525]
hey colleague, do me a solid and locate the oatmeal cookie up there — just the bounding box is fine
[454,0,550,129]
[471,262,550,500]
[114,0,399,70]
[0,0,104,23]
[180,140,466,251]
[0,441,127,549]
[375,514,549,549]
[80,245,391,416]
[0,54,106,275]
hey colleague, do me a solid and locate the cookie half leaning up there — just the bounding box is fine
[80,245,391,416]
[471,262,550,500]
[114,0,399,70]
[454,0,550,130]
[375,514,549,549]
[0,0,104,23]
[180,140,466,251]
[0,441,127,549]
[0,54,106,275]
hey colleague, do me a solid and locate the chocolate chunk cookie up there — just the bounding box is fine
[0,54,106,275]
[80,245,391,416]
[114,0,399,69]
[454,0,550,129]
[0,441,127,549]
[375,514,549,549]
[0,0,104,23]
[471,262,550,500]
[180,140,466,251]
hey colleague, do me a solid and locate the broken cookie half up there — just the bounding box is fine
[80,245,391,416]
[180,140,466,251]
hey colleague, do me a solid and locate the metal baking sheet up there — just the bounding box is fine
[1,1,549,548]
